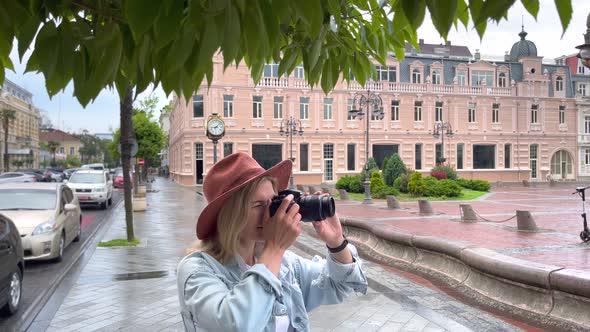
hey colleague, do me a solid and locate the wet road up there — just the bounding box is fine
[0,190,122,331]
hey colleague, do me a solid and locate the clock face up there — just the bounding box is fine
[207,119,225,136]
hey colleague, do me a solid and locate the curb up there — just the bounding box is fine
[20,198,124,331]
[339,217,590,331]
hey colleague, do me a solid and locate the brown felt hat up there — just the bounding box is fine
[196,152,292,240]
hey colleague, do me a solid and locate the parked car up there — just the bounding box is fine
[0,214,24,316]
[113,168,133,188]
[21,171,44,182]
[66,170,113,209]
[0,172,36,184]
[0,183,81,262]
[43,169,64,182]
[63,168,79,179]
[81,163,105,171]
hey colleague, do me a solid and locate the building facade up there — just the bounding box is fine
[39,129,83,164]
[556,53,590,180]
[0,79,41,171]
[170,29,577,186]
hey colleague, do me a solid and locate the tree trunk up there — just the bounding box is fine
[3,119,8,172]
[120,84,135,242]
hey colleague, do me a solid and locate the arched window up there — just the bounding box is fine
[498,73,506,87]
[556,76,563,92]
[431,70,441,85]
[412,69,421,84]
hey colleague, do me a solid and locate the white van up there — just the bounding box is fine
[81,163,105,171]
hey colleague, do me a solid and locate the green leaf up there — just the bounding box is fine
[521,0,539,18]
[554,0,572,35]
[455,0,469,28]
[294,0,323,36]
[164,25,195,74]
[310,26,327,71]
[222,4,241,69]
[320,58,334,93]
[124,0,162,41]
[480,0,515,22]
[400,0,425,29]
[426,0,457,39]
[153,0,184,51]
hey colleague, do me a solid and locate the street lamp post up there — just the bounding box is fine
[432,122,454,165]
[576,13,590,69]
[348,89,384,204]
[279,116,303,189]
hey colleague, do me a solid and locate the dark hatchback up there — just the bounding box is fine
[0,214,24,316]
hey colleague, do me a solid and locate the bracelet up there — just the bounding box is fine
[326,236,348,253]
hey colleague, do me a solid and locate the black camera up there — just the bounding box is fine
[269,189,335,222]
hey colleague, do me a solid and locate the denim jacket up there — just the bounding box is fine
[177,244,368,332]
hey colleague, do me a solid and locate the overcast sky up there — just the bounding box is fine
[5,0,590,134]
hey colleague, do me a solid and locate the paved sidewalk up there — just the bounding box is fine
[44,178,523,332]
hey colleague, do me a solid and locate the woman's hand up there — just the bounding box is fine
[309,192,345,247]
[263,194,301,251]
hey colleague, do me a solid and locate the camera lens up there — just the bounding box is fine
[297,195,335,222]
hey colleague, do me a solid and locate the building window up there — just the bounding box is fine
[300,97,309,120]
[473,145,495,169]
[347,98,354,120]
[585,149,590,165]
[586,116,590,134]
[531,104,538,124]
[69,147,75,155]
[457,70,466,86]
[195,143,204,184]
[435,101,443,122]
[492,103,500,123]
[498,73,506,87]
[273,96,283,119]
[223,142,233,157]
[347,144,355,171]
[223,95,234,118]
[414,101,422,122]
[471,70,493,86]
[530,144,538,179]
[457,143,464,169]
[252,144,282,169]
[579,83,587,96]
[415,143,422,170]
[559,105,566,124]
[412,68,421,84]
[294,65,304,79]
[323,98,333,120]
[324,144,334,181]
[300,143,308,171]
[504,144,511,168]
[431,70,441,85]
[377,66,397,82]
[263,63,279,77]
[195,143,203,159]
[391,100,400,121]
[555,76,563,92]
[252,96,263,118]
[193,95,204,118]
[579,64,585,74]
[468,102,476,123]
[59,147,64,154]
[435,143,442,164]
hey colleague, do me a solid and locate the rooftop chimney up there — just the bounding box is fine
[504,51,511,62]
[419,39,424,46]
[445,40,451,46]
[474,49,481,61]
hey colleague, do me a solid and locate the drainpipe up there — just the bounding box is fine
[517,101,520,182]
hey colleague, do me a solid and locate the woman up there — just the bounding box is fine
[177,152,367,331]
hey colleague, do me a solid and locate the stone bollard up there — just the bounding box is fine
[516,210,538,231]
[296,184,305,192]
[418,200,433,215]
[522,180,530,187]
[459,204,478,222]
[321,186,331,194]
[133,196,147,211]
[338,189,349,200]
[386,195,400,209]
[308,186,318,193]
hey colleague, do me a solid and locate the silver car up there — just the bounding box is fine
[0,172,36,184]
[0,183,82,262]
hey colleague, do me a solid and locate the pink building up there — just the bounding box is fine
[170,30,577,186]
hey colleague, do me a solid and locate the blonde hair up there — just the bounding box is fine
[188,176,277,263]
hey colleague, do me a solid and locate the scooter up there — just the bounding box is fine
[573,186,590,242]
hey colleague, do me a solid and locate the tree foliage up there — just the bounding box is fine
[383,154,407,186]
[0,1,573,106]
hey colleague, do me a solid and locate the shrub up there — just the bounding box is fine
[383,154,407,186]
[360,157,379,180]
[381,156,389,171]
[348,175,364,193]
[373,185,400,199]
[407,171,426,197]
[431,164,457,180]
[335,175,352,190]
[430,170,447,180]
[370,170,385,193]
[393,171,412,193]
[456,178,491,192]
[424,176,439,197]
[435,179,462,197]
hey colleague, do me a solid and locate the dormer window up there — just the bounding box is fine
[556,76,564,92]
[263,63,279,77]
[431,70,441,85]
[471,70,493,86]
[412,69,421,84]
[498,73,507,88]
[376,65,397,82]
